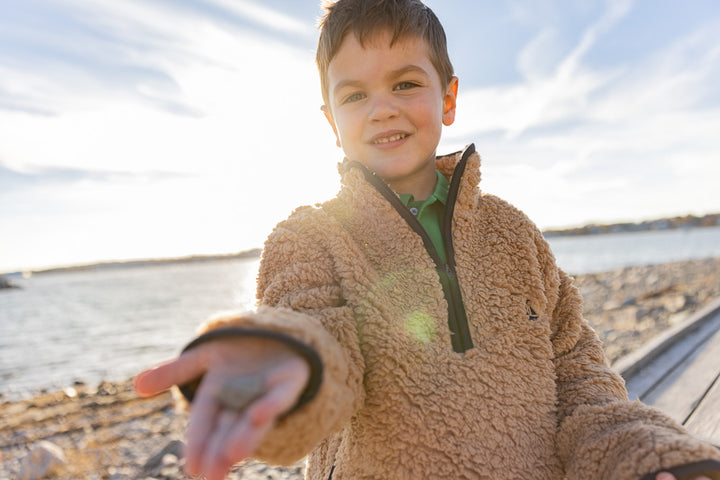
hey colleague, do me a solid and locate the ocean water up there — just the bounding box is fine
[0,259,261,399]
[549,225,720,274]
[2,226,720,398]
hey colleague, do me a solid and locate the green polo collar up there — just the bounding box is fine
[397,170,449,263]
[396,170,449,212]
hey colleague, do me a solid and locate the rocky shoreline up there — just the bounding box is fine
[2,257,720,479]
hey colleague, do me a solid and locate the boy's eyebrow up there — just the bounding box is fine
[387,64,431,79]
[332,64,431,98]
[332,79,364,97]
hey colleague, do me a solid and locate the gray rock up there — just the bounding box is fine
[17,441,67,480]
[219,375,265,411]
[142,439,184,472]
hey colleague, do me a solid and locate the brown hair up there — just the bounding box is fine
[316,0,454,107]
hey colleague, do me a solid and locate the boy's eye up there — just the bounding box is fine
[342,92,366,104]
[395,81,419,91]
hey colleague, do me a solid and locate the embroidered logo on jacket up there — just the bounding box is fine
[525,300,539,321]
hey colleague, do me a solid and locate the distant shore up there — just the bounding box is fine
[2,257,719,479]
[543,212,720,237]
[4,248,262,277]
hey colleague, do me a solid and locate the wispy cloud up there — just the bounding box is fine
[452,0,632,139]
[204,0,315,36]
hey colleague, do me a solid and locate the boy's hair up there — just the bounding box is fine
[316,0,454,107]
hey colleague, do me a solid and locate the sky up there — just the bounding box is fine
[1,0,719,273]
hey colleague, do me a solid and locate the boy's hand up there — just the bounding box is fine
[134,337,310,480]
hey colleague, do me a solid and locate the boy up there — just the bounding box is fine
[135,1,720,479]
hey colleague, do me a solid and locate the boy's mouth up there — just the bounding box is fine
[371,133,409,145]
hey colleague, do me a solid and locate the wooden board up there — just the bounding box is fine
[640,322,720,423]
[683,373,720,446]
[615,298,720,441]
[618,298,720,402]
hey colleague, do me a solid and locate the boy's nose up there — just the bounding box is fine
[368,94,399,122]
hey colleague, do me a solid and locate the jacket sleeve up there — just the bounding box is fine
[195,208,366,465]
[548,266,720,479]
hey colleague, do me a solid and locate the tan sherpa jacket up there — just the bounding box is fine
[198,145,720,479]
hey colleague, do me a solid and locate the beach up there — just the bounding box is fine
[2,257,720,479]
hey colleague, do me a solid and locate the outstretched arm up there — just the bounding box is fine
[137,209,366,479]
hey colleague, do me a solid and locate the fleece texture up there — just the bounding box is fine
[198,145,720,479]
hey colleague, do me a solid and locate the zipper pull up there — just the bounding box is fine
[439,264,456,278]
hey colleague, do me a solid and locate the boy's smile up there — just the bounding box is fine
[322,30,458,200]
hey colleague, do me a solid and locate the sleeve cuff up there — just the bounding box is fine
[176,326,324,415]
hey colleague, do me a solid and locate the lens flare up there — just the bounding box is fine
[404,310,435,344]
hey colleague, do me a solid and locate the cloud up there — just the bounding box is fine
[0,0,333,174]
[440,2,720,229]
[0,0,343,272]
[203,0,315,36]
[556,0,633,78]
[451,0,632,140]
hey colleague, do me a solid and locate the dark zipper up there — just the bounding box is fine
[344,145,475,353]
[441,145,475,353]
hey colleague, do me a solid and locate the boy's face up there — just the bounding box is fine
[322,30,458,195]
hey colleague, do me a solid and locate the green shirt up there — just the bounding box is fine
[397,170,449,264]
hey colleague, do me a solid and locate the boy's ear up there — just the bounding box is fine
[321,105,342,148]
[442,76,459,126]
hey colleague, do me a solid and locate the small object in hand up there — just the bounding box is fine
[218,375,265,411]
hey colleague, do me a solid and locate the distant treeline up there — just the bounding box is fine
[543,213,720,237]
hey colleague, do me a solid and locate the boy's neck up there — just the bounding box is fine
[385,159,438,201]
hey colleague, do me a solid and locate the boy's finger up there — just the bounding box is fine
[134,349,207,397]
[220,408,276,474]
[134,361,179,397]
[201,408,242,480]
[184,376,224,476]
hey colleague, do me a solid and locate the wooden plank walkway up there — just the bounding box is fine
[614,296,720,446]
